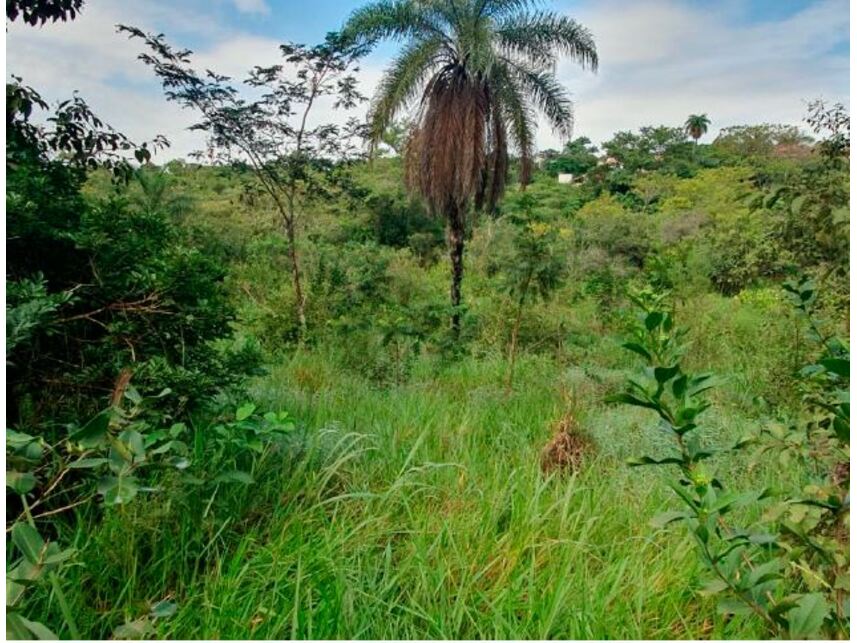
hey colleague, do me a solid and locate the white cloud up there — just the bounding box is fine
[548,0,850,149]
[6,0,849,159]
[6,0,378,161]
[232,0,271,15]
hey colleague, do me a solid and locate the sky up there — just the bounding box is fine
[6,0,850,160]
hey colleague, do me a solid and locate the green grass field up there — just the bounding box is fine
[48,294,806,640]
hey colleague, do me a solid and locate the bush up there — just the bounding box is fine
[6,85,260,430]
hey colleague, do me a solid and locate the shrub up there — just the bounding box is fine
[610,284,849,639]
[6,84,258,428]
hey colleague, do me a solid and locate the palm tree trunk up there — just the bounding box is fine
[447,210,466,338]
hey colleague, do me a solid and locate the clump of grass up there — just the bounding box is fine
[540,410,595,476]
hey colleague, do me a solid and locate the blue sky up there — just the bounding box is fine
[7,0,849,160]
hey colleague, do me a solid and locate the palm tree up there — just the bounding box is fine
[684,113,711,145]
[342,0,597,335]
[132,167,192,220]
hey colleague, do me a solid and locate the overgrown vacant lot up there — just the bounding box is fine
[6,0,849,639]
[46,291,822,639]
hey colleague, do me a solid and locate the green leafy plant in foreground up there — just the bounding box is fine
[6,382,296,638]
[610,285,849,639]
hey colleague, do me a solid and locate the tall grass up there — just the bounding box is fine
[25,293,807,639]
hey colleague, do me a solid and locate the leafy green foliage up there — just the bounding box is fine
[544,136,598,177]
[749,103,849,281]
[601,125,695,174]
[5,7,851,637]
[500,195,567,389]
[121,26,369,339]
[366,191,443,252]
[6,379,296,637]
[714,123,813,159]
[611,284,849,638]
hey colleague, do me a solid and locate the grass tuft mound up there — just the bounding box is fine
[540,410,595,475]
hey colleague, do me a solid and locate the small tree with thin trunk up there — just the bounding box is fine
[120,26,368,340]
[502,195,566,392]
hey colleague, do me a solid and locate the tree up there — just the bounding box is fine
[751,101,850,280]
[714,123,813,158]
[342,0,597,336]
[545,136,598,177]
[501,195,566,392]
[602,126,691,173]
[130,167,193,220]
[6,0,83,25]
[380,118,410,156]
[683,113,710,144]
[121,27,368,340]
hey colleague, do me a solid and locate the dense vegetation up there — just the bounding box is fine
[6,0,849,639]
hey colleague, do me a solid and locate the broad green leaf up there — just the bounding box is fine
[620,342,652,362]
[644,311,663,331]
[6,613,31,640]
[168,422,187,438]
[148,441,176,456]
[819,358,849,378]
[627,455,684,467]
[6,429,40,454]
[666,479,699,509]
[671,374,688,399]
[606,393,659,412]
[42,547,76,566]
[7,613,59,640]
[120,429,146,459]
[124,386,143,405]
[235,403,256,422]
[716,598,754,616]
[97,475,139,505]
[11,522,45,565]
[654,364,680,385]
[7,471,36,495]
[787,593,830,639]
[693,379,720,397]
[741,532,778,546]
[21,616,58,640]
[709,490,765,514]
[747,559,782,588]
[69,410,111,448]
[732,435,756,450]
[698,578,728,596]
